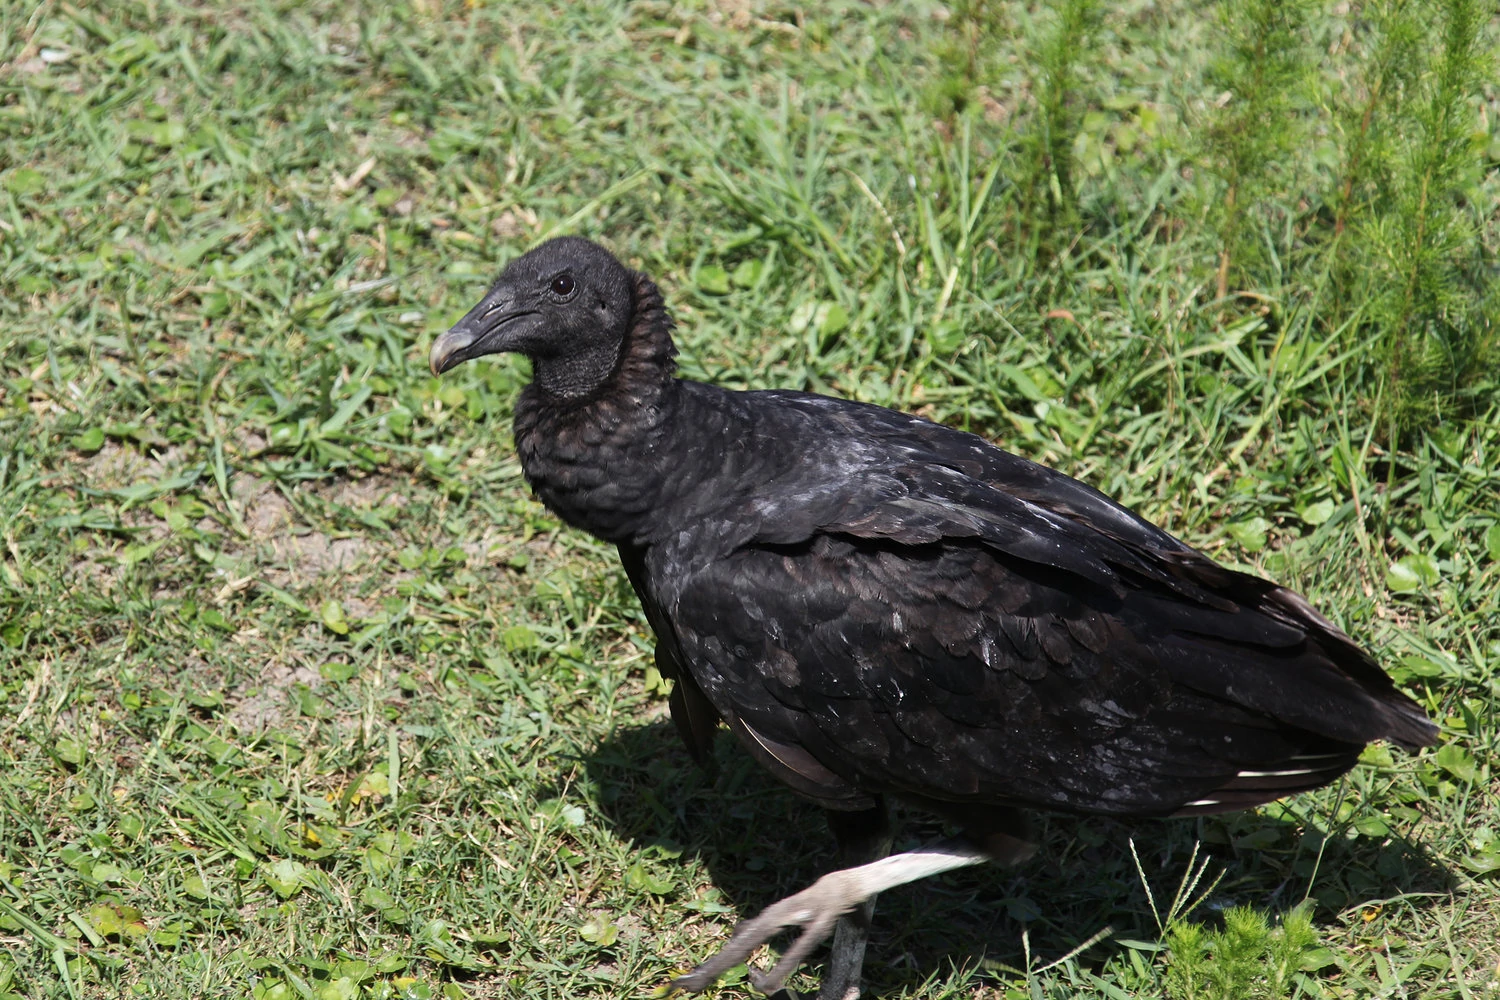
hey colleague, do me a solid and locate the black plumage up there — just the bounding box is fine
[430,237,1436,998]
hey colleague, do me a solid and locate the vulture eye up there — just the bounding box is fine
[550,273,576,297]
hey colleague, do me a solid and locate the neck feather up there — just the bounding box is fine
[611,271,677,397]
[511,272,681,542]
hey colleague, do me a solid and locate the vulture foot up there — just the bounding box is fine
[672,843,988,997]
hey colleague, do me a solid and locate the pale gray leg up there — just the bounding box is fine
[816,900,875,1000]
[672,840,989,996]
[815,805,891,1000]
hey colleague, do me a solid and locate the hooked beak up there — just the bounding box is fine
[428,288,536,375]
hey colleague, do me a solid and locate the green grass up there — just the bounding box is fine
[1,1,1498,998]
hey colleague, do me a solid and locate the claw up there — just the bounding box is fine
[746,906,839,994]
[671,842,989,996]
[671,875,850,993]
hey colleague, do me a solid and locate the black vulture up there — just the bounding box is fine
[429,237,1437,999]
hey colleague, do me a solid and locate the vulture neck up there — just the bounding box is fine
[511,272,682,544]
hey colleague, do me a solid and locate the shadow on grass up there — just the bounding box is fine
[578,719,1451,994]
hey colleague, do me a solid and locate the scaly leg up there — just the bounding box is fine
[672,840,990,996]
[815,805,893,1000]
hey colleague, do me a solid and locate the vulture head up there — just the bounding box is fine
[429,236,635,399]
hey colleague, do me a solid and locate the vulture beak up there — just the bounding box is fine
[428,287,536,375]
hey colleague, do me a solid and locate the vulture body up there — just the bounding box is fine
[430,237,1436,999]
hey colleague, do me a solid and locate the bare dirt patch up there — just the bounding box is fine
[234,473,381,584]
[240,477,295,536]
[225,659,322,734]
[271,532,368,574]
[77,440,191,491]
[315,474,410,511]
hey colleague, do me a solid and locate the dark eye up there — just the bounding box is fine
[551,273,575,297]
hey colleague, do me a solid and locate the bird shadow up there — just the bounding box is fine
[575,719,1451,996]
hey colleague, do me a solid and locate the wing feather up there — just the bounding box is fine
[623,387,1434,818]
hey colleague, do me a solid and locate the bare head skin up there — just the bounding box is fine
[429,236,635,399]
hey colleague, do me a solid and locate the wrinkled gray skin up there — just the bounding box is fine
[432,236,634,399]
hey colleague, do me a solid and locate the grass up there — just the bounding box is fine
[1,0,1498,997]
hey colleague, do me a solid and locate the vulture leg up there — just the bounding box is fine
[673,837,989,996]
[816,804,895,1000]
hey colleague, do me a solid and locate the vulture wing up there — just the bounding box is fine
[632,389,1434,818]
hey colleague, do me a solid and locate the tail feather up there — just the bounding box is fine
[1172,746,1362,816]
